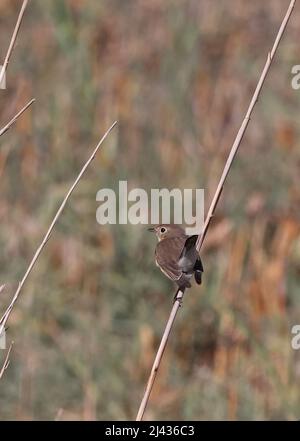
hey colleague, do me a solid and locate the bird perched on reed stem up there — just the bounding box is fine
[148,224,203,293]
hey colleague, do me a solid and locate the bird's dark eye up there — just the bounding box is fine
[160,227,166,233]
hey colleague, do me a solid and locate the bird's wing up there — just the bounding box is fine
[178,235,201,272]
[155,237,185,281]
[180,234,197,255]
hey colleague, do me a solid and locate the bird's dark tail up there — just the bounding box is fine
[194,258,203,285]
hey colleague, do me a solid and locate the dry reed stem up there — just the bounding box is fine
[0,99,35,138]
[0,0,29,88]
[136,0,296,421]
[0,121,117,336]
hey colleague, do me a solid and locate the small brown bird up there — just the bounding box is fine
[148,224,203,291]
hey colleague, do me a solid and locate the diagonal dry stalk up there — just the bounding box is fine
[0,0,29,88]
[136,0,296,421]
[0,99,35,138]
[0,342,14,380]
[0,2,35,143]
[0,121,117,336]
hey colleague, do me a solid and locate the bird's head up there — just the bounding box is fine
[148,224,186,241]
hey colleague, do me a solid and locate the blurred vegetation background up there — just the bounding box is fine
[0,0,300,420]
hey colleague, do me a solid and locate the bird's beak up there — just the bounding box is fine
[148,227,155,232]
